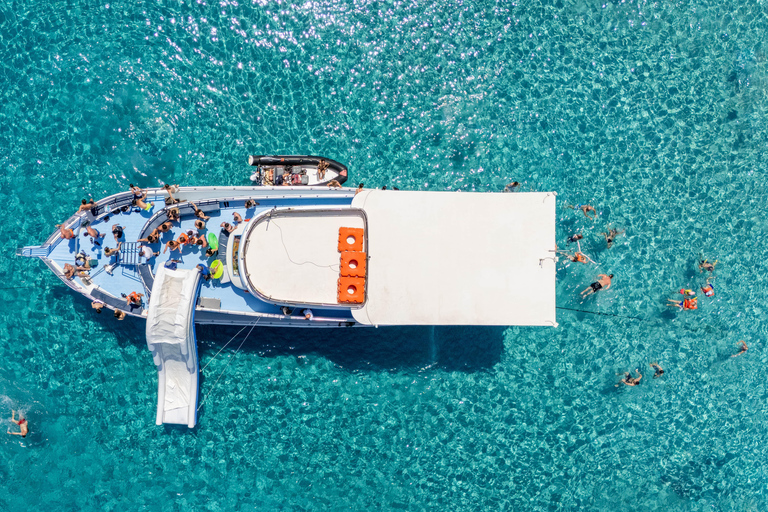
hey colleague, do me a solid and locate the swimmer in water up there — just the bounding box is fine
[699,259,717,273]
[580,274,613,297]
[650,362,664,378]
[616,369,642,387]
[732,340,748,358]
[558,250,595,264]
[566,233,583,244]
[7,410,28,437]
[503,182,521,193]
[577,204,597,221]
[600,226,625,248]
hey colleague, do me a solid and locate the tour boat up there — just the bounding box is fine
[17,163,557,427]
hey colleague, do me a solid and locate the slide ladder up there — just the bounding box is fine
[145,267,202,428]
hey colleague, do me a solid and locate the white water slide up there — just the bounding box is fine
[145,267,202,428]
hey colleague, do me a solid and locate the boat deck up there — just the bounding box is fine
[41,187,359,325]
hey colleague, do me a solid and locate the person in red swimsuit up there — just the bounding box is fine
[8,410,28,437]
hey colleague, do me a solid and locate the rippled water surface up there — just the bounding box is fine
[1,0,768,510]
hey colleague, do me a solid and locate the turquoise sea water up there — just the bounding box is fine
[1,0,768,509]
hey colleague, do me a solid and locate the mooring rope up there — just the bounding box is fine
[556,306,641,321]
[197,320,259,411]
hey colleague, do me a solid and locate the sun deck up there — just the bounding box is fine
[241,208,366,306]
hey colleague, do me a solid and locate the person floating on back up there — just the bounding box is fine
[580,274,613,297]
[559,250,595,264]
[668,289,698,310]
[616,369,642,387]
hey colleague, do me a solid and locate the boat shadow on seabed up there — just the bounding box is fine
[195,324,506,373]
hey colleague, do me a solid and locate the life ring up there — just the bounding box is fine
[338,227,364,252]
[210,260,224,279]
[337,276,365,304]
[207,233,219,251]
[340,251,366,278]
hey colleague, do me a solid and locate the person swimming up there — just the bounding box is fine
[600,226,625,248]
[7,410,28,437]
[566,234,583,244]
[616,369,642,387]
[650,362,664,378]
[732,340,748,358]
[580,274,613,297]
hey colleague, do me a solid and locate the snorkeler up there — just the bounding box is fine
[699,259,717,273]
[616,369,643,387]
[650,362,664,378]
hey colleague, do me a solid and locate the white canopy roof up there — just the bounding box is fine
[351,190,557,326]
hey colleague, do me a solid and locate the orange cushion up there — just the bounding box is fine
[340,252,366,278]
[338,227,364,252]
[337,276,365,304]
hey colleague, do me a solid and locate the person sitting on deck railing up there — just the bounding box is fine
[114,309,126,320]
[129,184,152,211]
[56,224,76,239]
[158,221,173,233]
[77,198,96,212]
[163,184,181,204]
[245,199,258,209]
[190,203,210,221]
